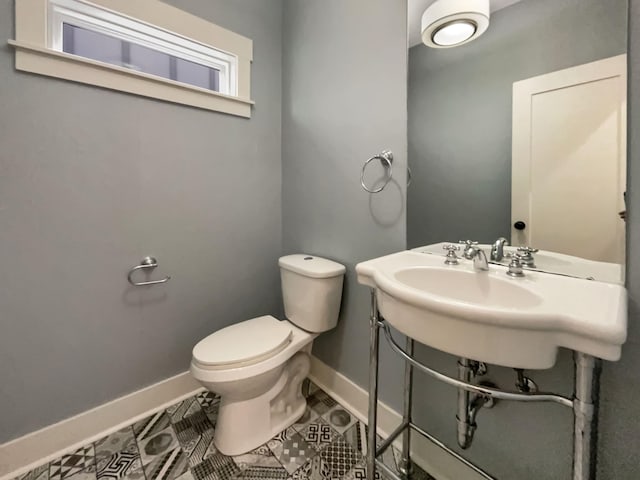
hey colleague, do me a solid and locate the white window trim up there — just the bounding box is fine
[10,0,254,117]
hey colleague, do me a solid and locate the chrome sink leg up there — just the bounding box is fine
[572,353,601,480]
[398,338,414,478]
[367,289,380,480]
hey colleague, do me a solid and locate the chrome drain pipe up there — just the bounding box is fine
[456,358,475,449]
[456,359,492,449]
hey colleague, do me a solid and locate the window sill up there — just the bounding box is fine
[8,40,254,117]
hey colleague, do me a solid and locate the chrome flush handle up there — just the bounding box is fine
[127,256,171,286]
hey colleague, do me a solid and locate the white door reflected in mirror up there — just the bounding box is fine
[512,55,627,265]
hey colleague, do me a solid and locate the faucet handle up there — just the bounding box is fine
[443,244,460,265]
[506,253,525,277]
[459,240,479,246]
[516,246,538,268]
[459,240,479,260]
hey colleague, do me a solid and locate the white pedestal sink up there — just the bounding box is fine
[358,248,627,480]
[356,250,627,369]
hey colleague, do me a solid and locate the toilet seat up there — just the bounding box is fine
[192,315,292,369]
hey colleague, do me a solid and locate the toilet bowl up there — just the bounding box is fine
[190,254,345,456]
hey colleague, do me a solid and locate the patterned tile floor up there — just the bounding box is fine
[13,380,434,480]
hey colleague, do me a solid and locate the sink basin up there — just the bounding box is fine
[395,267,543,309]
[356,250,627,369]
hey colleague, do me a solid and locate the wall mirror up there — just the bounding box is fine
[406,0,628,283]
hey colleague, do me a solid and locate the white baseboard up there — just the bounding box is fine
[1,358,488,480]
[0,372,204,480]
[308,356,489,480]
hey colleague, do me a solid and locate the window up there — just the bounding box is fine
[10,0,254,117]
[50,0,233,94]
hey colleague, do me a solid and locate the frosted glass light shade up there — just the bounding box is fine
[422,0,490,48]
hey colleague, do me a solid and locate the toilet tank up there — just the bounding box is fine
[279,255,346,333]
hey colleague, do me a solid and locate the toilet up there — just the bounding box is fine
[190,254,346,456]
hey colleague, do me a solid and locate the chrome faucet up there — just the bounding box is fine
[490,237,509,261]
[463,244,489,271]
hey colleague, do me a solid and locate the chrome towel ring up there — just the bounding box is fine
[361,150,394,193]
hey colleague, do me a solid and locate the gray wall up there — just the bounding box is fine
[281,0,408,409]
[407,0,627,248]
[598,0,640,476]
[404,1,635,479]
[0,0,283,442]
[3,1,640,478]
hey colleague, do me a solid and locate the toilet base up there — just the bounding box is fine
[213,351,311,456]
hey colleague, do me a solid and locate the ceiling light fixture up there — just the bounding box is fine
[422,0,490,48]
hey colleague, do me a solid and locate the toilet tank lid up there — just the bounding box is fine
[279,254,346,279]
[192,316,292,367]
